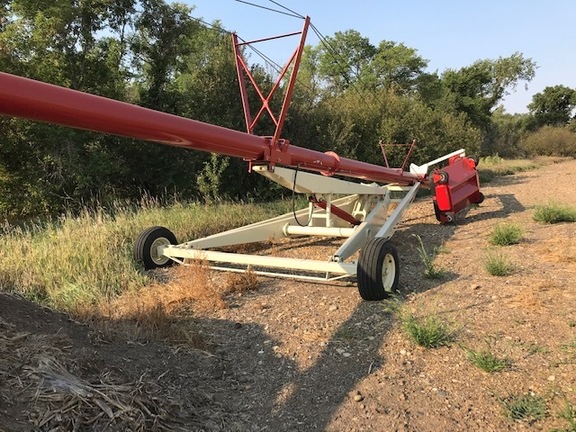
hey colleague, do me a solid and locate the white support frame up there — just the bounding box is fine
[160,165,423,283]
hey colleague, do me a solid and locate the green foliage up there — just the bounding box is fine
[533,202,576,224]
[528,85,576,129]
[491,110,532,157]
[484,251,514,276]
[403,314,455,348]
[382,297,455,348]
[501,393,547,422]
[381,295,405,315]
[489,223,523,246]
[315,29,376,93]
[363,40,428,93]
[481,154,504,165]
[414,234,445,279]
[465,347,509,372]
[521,126,576,157]
[196,154,230,202]
[441,54,536,131]
[477,156,543,184]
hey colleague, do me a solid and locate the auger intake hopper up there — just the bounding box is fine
[431,155,484,223]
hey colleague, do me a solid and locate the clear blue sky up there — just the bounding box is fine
[183,0,576,114]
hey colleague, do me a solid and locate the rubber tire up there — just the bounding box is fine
[357,238,400,301]
[436,171,449,184]
[133,226,177,270]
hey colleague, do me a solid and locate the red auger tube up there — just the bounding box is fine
[0,72,421,185]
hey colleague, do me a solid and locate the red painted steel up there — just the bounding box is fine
[0,72,421,185]
[310,197,361,226]
[233,17,310,169]
[431,155,483,223]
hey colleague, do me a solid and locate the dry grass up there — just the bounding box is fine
[0,313,197,431]
[25,357,192,431]
[92,262,260,345]
[224,268,259,293]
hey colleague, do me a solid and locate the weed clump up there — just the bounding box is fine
[501,393,547,423]
[484,251,514,276]
[403,314,455,348]
[489,223,523,246]
[465,348,509,372]
[533,203,576,224]
[414,235,445,279]
[551,400,576,432]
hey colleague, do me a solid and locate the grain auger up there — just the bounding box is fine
[0,17,483,300]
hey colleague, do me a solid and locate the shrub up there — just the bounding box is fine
[521,126,576,157]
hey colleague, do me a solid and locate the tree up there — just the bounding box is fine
[0,0,143,219]
[131,0,200,112]
[361,40,428,93]
[440,53,536,154]
[442,53,536,129]
[528,85,576,128]
[315,29,376,93]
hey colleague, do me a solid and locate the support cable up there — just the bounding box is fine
[268,0,306,19]
[234,0,303,19]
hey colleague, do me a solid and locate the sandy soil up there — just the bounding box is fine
[1,159,576,431]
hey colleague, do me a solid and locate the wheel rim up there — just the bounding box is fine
[150,237,171,266]
[381,253,396,292]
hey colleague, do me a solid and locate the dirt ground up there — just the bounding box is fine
[1,159,576,431]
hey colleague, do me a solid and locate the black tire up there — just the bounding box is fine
[436,171,449,184]
[133,226,177,270]
[357,238,400,301]
[433,201,443,222]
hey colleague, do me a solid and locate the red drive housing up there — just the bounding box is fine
[431,155,484,223]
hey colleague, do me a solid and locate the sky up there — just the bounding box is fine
[182,0,576,114]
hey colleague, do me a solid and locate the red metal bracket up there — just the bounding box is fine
[309,197,361,226]
[233,16,310,168]
[379,139,417,172]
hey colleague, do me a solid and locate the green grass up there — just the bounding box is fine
[533,202,576,224]
[501,393,547,423]
[403,314,455,348]
[489,223,523,246]
[551,401,576,432]
[383,296,456,349]
[0,199,295,313]
[414,234,446,279]
[465,348,509,372]
[484,251,514,276]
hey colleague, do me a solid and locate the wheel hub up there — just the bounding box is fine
[150,237,171,265]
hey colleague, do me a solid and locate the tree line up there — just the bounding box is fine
[0,0,575,221]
